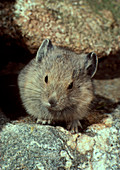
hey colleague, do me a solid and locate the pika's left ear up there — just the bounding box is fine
[36,39,54,62]
[84,52,98,78]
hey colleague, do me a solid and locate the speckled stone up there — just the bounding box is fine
[0,0,120,56]
[0,105,120,169]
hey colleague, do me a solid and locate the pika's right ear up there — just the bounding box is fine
[84,52,98,78]
[36,39,53,62]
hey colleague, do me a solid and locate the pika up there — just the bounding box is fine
[18,39,98,133]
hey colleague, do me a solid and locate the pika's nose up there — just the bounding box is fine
[48,98,57,107]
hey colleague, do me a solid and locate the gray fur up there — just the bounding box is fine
[18,39,98,133]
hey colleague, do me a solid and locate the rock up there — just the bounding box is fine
[0,0,120,57]
[0,105,120,169]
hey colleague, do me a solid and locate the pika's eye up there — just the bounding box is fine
[45,75,48,84]
[67,82,73,89]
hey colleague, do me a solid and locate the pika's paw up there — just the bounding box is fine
[67,120,82,133]
[37,119,52,125]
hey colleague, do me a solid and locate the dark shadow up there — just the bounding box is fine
[0,35,33,70]
[94,51,120,80]
[0,74,27,120]
[0,1,34,126]
[91,94,118,113]
[0,0,16,3]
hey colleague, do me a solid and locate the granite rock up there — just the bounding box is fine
[0,105,120,169]
[0,0,120,57]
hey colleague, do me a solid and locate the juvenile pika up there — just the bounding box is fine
[18,39,98,133]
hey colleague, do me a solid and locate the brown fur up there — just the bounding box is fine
[18,39,98,133]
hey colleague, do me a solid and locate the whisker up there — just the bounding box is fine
[23,96,41,99]
[19,87,42,94]
[23,98,41,102]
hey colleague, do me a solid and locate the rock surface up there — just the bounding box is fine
[0,0,120,56]
[0,105,120,169]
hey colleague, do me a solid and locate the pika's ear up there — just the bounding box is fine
[36,39,53,62]
[84,52,98,77]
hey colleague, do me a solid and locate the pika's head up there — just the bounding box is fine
[35,39,98,112]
